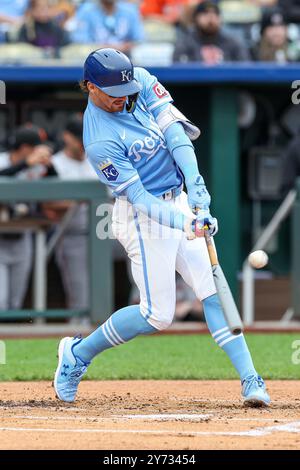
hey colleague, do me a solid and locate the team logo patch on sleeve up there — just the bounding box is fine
[153,83,168,99]
[99,160,119,182]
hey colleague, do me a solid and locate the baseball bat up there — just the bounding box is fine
[204,228,244,335]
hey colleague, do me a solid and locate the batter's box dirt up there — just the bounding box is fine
[0,380,299,449]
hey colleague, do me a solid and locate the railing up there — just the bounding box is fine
[242,189,297,326]
[1,63,300,83]
[0,178,113,324]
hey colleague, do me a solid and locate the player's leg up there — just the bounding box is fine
[54,201,179,402]
[176,236,270,405]
[76,200,180,350]
[54,303,157,402]
[176,238,270,405]
[73,204,179,359]
[176,235,256,377]
[174,193,270,405]
[202,294,270,405]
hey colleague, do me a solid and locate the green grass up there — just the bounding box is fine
[0,334,299,381]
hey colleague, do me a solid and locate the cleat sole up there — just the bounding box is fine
[243,397,270,408]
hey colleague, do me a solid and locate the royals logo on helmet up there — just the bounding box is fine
[99,160,119,182]
[121,70,132,82]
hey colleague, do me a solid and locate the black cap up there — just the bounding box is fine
[261,9,286,34]
[10,125,42,150]
[64,116,83,141]
[194,1,220,17]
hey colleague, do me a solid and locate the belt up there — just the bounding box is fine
[160,185,183,201]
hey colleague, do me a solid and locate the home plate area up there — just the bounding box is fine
[0,380,300,450]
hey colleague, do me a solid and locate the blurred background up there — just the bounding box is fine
[0,0,300,336]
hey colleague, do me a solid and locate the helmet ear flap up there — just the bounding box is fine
[126,92,139,113]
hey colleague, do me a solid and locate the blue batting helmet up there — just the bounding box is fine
[83,48,142,98]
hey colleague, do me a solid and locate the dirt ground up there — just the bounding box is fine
[0,380,300,450]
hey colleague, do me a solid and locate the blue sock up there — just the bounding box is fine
[203,294,257,381]
[73,305,157,363]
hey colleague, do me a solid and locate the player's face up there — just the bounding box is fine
[87,83,127,113]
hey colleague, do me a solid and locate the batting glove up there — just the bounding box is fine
[185,175,211,213]
[184,209,218,240]
[196,206,218,236]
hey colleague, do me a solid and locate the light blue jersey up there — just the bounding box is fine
[70,1,143,45]
[84,67,183,198]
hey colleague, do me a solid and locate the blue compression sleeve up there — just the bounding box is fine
[151,104,200,181]
[121,178,186,231]
[164,122,200,181]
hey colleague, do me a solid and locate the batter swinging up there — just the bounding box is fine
[54,48,270,407]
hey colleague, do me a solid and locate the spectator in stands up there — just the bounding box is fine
[173,1,250,63]
[51,0,76,26]
[0,133,55,177]
[0,0,28,42]
[68,0,143,54]
[17,0,70,56]
[252,8,296,62]
[0,126,53,311]
[0,125,55,178]
[42,116,97,313]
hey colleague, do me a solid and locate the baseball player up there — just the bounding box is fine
[54,48,270,407]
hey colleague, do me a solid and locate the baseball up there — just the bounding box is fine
[248,250,269,269]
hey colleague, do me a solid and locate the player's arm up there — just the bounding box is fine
[156,112,208,206]
[148,95,208,213]
[86,140,198,238]
[163,120,217,235]
[137,67,216,234]
[124,180,210,240]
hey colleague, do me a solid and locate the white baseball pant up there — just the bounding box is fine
[112,191,216,330]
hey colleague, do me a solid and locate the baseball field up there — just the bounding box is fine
[0,333,299,450]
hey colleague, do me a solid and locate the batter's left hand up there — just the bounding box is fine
[184,208,218,240]
[195,208,218,237]
[186,175,211,213]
